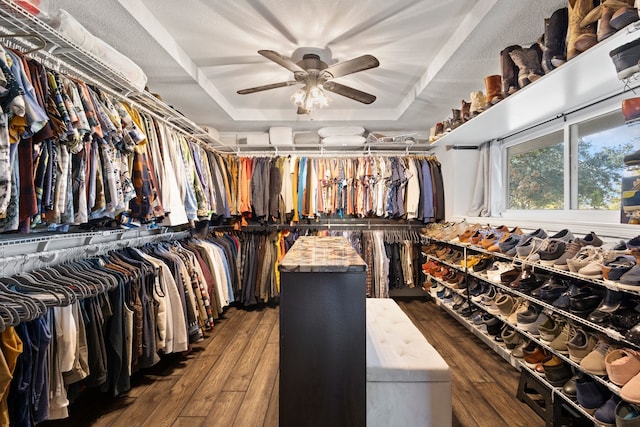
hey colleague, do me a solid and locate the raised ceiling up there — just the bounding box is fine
[50,0,566,140]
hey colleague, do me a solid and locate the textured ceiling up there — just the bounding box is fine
[49,0,566,139]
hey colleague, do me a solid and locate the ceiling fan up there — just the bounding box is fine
[237,50,380,114]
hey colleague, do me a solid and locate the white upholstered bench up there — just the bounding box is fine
[366,298,452,427]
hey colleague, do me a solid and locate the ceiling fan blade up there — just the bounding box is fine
[297,107,310,115]
[237,81,299,95]
[258,50,306,73]
[322,55,379,79]
[323,81,376,104]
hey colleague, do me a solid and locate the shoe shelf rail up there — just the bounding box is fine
[434,294,519,369]
[519,364,601,425]
[423,273,467,297]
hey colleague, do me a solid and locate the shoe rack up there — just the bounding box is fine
[429,21,640,148]
[423,236,640,425]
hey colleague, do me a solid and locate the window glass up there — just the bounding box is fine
[574,112,640,210]
[507,131,564,209]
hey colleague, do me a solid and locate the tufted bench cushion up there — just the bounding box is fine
[366,298,452,427]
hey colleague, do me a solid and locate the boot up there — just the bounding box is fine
[509,47,545,88]
[542,8,568,73]
[451,109,462,129]
[470,91,486,116]
[501,45,521,96]
[567,0,598,60]
[484,75,504,106]
[610,0,639,29]
[598,6,617,40]
[461,99,471,122]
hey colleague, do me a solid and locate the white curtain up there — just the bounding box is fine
[468,141,504,217]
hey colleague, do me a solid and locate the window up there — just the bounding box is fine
[573,112,639,210]
[507,131,564,210]
[505,110,640,220]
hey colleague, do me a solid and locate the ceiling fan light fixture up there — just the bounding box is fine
[290,83,331,112]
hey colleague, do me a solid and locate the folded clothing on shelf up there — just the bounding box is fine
[46,9,148,90]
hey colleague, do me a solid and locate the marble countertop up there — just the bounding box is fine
[278,236,367,273]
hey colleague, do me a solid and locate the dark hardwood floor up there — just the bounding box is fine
[42,298,543,427]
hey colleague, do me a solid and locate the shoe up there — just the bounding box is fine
[472,256,494,273]
[508,47,544,89]
[627,322,640,344]
[537,316,562,343]
[569,292,603,318]
[542,7,569,73]
[576,374,610,414]
[621,369,640,404]
[523,343,548,369]
[595,394,621,427]
[579,231,604,247]
[567,328,598,362]
[538,240,568,266]
[501,44,522,96]
[500,268,522,286]
[616,400,640,426]
[538,277,568,302]
[501,328,523,350]
[517,305,548,336]
[613,307,640,334]
[602,255,636,283]
[486,262,513,283]
[484,74,504,105]
[563,375,578,399]
[495,294,515,318]
[554,241,586,270]
[552,283,585,310]
[619,265,640,289]
[498,234,521,254]
[510,267,544,293]
[566,246,601,274]
[543,356,573,387]
[579,339,612,375]
[511,340,529,358]
[550,323,572,354]
[610,5,640,30]
[610,30,640,79]
[548,228,575,243]
[623,97,640,124]
[484,316,502,336]
[507,299,529,325]
[606,348,640,386]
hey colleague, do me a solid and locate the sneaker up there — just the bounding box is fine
[495,294,514,318]
[621,368,640,404]
[579,339,612,376]
[507,299,529,325]
[554,240,586,271]
[550,323,571,355]
[578,231,603,247]
[501,328,523,350]
[567,328,598,363]
[602,255,636,283]
[567,246,600,274]
[517,306,548,336]
[538,240,567,266]
[619,265,640,290]
[548,228,575,243]
[498,235,521,255]
[537,317,562,343]
[538,277,568,303]
[486,261,512,283]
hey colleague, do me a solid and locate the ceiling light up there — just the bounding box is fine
[291,83,331,112]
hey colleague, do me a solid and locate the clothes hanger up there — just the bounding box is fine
[0,33,46,54]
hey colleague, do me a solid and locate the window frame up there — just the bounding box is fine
[497,100,627,227]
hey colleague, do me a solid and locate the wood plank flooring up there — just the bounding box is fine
[41,298,544,427]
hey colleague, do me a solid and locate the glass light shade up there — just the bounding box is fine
[290,84,331,111]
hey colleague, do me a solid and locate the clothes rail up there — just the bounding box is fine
[214,220,428,231]
[0,230,190,278]
[237,149,434,157]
